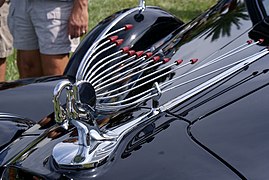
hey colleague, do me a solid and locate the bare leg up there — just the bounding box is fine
[17,50,43,79]
[0,58,6,82]
[41,54,69,76]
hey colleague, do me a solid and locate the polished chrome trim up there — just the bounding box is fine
[53,80,72,124]
[96,61,163,92]
[90,55,137,85]
[96,48,269,111]
[53,109,154,169]
[161,41,259,88]
[76,7,140,80]
[56,28,268,170]
[96,60,190,98]
[83,43,119,81]
[94,55,150,90]
[88,53,128,82]
[95,41,259,99]
[0,112,28,120]
[101,60,233,105]
[159,49,269,111]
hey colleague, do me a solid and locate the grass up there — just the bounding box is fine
[6,0,217,81]
[6,52,18,81]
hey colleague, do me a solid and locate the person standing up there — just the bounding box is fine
[8,0,88,79]
[0,0,13,82]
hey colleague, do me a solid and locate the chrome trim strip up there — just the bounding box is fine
[96,40,259,98]
[90,55,137,85]
[88,53,127,82]
[98,60,241,106]
[96,60,190,98]
[96,61,163,92]
[53,110,154,168]
[76,7,140,80]
[159,49,269,111]
[83,43,118,80]
[161,41,260,88]
[53,46,268,169]
[94,55,148,89]
[0,113,25,119]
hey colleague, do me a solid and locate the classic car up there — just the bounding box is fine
[1,0,269,179]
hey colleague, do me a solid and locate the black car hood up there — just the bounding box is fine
[1,0,269,179]
[165,2,269,177]
[0,111,240,180]
[0,77,66,122]
[191,81,269,179]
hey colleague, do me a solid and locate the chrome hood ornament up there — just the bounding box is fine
[52,80,118,168]
[52,9,269,169]
[52,78,159,169]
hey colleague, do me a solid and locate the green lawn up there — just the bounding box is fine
[6,0,217,81]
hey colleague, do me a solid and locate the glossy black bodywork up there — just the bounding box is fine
[0,76,65,121]
[65,6,183,80]
[1,0,269,179]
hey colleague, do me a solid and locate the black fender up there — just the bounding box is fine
[64,6,184,80]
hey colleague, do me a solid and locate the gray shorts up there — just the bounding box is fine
[8,0,79,55]
[0,2,13,58]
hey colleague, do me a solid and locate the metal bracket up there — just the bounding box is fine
[149,82,162,116]
[138,0,146,14]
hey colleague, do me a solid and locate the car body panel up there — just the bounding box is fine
[1,112,239,180]
[1,0,269,179]
[0,77,65,121]
[0,114,34,151]
[191,81,269,179]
